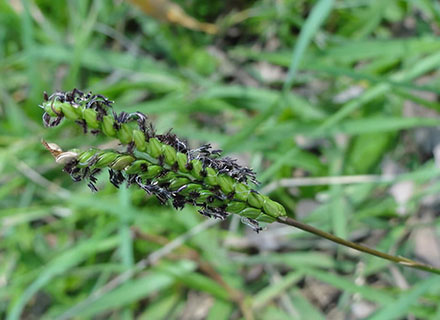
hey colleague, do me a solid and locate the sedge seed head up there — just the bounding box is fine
[40,89,286,231]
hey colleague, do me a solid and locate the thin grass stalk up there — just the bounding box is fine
[277,216,440,275]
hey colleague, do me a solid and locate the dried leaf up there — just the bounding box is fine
[128,0,218,34]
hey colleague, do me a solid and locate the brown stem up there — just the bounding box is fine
[276,216,440,275]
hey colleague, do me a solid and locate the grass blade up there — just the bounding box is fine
[283,0,334,91]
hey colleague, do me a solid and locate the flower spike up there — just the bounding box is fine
[41,89,286,231]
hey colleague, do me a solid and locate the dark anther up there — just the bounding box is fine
[172,195,186,210]
[211,149,222,157]
[140,162,149,172]
[198,207,228,220]
[157,130,188,153]
[171,161,179,172]
[50,101,64,117]
[158,154,164,166]
[95,104,107,121]
[75,119,88,134]
[112,111,121,130]
[71,88,84,99]
[126,174,137,187]
[115,111,130,124]
[127,141,135,154]
[188,191,200,200]
[135,177,170,204]
[87,180,98,192]
[241,217,262,233]
[42,112,63,127]
[144,123,156,140]
[131,112,148,133]
[109,169,125,188]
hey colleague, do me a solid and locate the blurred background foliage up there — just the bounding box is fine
[1,0,440,319]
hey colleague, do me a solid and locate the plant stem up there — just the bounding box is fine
[276,216,440,275]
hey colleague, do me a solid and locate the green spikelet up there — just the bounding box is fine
[40,89,287,231]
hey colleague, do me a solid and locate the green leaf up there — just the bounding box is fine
[252,271,304,309]
[283,0,334,90]
[64,260,196,319]
[305,269,394,305]
[367,277,440,320]
[7,236,119,320]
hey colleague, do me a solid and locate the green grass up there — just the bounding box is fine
[1,0,440,319]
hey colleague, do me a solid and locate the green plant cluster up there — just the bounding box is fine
[41,89,286,230]
[4,0,440,318]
